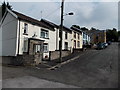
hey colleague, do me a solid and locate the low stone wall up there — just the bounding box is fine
[49,50,71,60]
[1,54,40,66]
[1,56,13,65]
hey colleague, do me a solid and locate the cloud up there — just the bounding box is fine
[10,1,118,30]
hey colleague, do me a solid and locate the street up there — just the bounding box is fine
[2,42,118,88]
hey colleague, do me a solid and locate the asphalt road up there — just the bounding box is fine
[2,42,118,88]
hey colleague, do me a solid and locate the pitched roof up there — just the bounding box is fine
[41,19,59,28]
[41,19,72,33]
[12,10,55,31]
[62,26,72,33]
[71,26,82,33]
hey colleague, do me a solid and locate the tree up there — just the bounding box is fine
[106,28,118,42]
[90,27,97,31]
[2,1,12,17]
[81,27,89,31]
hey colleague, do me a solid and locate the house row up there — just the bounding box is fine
[0,9,90,65]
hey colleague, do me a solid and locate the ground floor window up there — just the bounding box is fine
[74,40,76,48]
[23,40,28,52]
[43,43,48,52]
[77,41,80,47]
[64,42,68,50]
[34,44,41,53]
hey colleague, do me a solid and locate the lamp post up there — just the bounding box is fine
[59,0,73,63]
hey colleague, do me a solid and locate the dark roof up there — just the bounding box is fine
[41,19,72,33]
[12,10,55,31]
[62,26,72,33]
[41,19,59,28]
[71,26,82,33]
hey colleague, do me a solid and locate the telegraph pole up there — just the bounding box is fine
[59,0,64,63]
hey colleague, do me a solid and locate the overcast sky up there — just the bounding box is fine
[0,0,119,30]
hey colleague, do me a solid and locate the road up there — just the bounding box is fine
[2,42,118,88]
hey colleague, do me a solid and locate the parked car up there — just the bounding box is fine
[107,41,111,45]
[96,43,105,50]
[103,43,108,48]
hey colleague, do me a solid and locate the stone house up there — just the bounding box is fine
[88,30,106,44]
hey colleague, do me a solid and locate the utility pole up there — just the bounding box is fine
[59,0,64,63]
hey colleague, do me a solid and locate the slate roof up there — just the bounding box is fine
[41,19,72,33]
[70,26,82,33]
[12,10,55,31]
[41,19,59,29]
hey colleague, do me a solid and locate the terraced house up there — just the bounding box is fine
[0,9,57,65]
[70,26,83,50]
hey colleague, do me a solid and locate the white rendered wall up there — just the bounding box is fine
[0,12,18,56]
[72,31,83,49]
[18,21,56,58]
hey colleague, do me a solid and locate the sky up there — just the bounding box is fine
[0,0,119,30]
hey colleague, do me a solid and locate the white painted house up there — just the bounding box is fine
[71,26,83,50]
[56,26,72,52]
[0,9,57,64]
[41,19,73,52]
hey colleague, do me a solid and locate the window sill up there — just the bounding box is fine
[40,37,49,39]
[23,33,28,35]
[44,51,49,53]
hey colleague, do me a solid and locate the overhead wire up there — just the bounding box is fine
[44,6,61,18]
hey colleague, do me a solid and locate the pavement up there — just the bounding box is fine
[2,42,119,88]
[38,50,84,68]
[3,76,79,88]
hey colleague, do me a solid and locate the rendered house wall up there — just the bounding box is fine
[0,12,18,56]
[18,20,56,58]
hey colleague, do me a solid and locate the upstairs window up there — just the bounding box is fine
[65,32,68,39]
[74,32,76,38]
[41,29,49,39]
[23,23,28,35]
[78,33,80,39]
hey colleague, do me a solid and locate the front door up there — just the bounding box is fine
[28,38,44,64]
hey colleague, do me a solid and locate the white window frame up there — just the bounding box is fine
[24,23,28,34]
[40,29,49,39]
[23,40,28,52]
[43,44,48,52]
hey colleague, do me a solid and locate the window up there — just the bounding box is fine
[41,29,49,39]
[74,40,76,48]
[24,23,28,34]
[43,43,48,52]
[23,40,28,52]
[64,42,68,50]
[34,44,41,53]
[74,32,76,38]
[65,32,68,39]
[78,33,80,39]
[77,41,80,47]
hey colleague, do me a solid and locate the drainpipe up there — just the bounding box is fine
[17,20,20,55]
